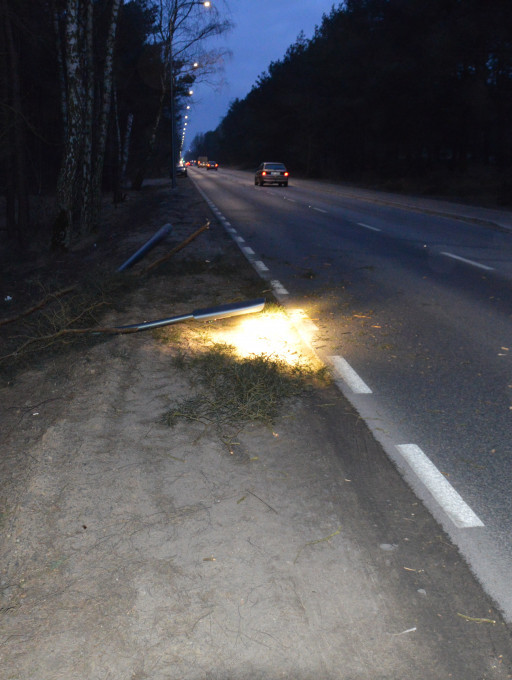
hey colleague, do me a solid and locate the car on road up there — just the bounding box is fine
[175,164,187,178]
[255,162,289,187]
[206,161,219,171]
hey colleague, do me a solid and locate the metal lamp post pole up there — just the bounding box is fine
[169,2,210,188]
[169,30,177,189]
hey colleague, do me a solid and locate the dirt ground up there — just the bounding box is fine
[1,178,512,679]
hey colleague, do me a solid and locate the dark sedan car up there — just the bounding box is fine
[206,161,219,170]
[255,162,289,187]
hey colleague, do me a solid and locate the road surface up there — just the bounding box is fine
[190,165,512,622]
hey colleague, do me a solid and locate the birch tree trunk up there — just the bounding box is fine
[120,112,133,185]
[89,0,123,232]
[52,0,68,140]
[1,0,30,246]
[79,0,94,235]
[51,0,82,251]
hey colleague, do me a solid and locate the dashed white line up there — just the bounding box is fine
[396,444,484,528]
[242,246,255,256]
[254,260,269,273]
[311,207,328,214]
[271,280,289,295]
[358,222,381,232]
[235,235,245,244]
[330,356,372,394]
[440,252,494,271]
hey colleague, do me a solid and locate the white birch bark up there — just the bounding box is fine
[120,112,133,184]
[90,0,123,231]
[52,0,68,140]
[79,0,94,235]
[52,0,82,250]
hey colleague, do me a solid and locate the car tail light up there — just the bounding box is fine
[261,171,267,176]
[284,172,289,176]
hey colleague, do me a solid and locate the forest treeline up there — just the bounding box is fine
[0,0,229,252]
[191,0,512,202]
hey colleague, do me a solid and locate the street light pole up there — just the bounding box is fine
[169,1,211,189]
[170,39,177,189]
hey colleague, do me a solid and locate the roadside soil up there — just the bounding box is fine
[1,178,512,679]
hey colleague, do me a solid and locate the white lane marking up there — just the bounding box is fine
[191,179,275,282]
[284,197,297,202]
[358,222,381,232]
[271,280,289,295]
[296,316,318,332]
[330,356,372,394]
[396,444,484,529]
[311,207,328,214]
[440,252,494,271]
[254,260,269,273]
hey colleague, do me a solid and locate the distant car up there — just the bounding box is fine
[255,162,289,187]
[206,161,219,171]
[175,164,187,178]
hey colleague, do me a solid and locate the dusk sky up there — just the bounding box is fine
[183,0,339,153]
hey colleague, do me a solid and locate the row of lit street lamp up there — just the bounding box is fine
[170,2,212,187]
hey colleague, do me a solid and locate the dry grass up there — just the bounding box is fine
[163,340,326,445]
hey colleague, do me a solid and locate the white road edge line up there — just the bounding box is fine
[254,260,269,273]
[358,222,381,232]
[192,180,276,282]
[312,207,328,214]
[329,356,372,394]
[440,252,494,271]
[396,444,484,529]
[271,280,289,295]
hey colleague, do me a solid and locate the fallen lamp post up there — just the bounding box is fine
[95,298,266,334]
[117,223,173,272]
[0,300,266,362]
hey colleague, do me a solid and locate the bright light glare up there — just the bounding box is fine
[210,309,310,365]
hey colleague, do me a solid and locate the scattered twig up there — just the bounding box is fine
[390,626,417,636]
[457,613,496,624]
[0,302,111,362]
[246,489,277,514]
[0,285,77,327]
[294,528,341,564]
[142,220,210,274]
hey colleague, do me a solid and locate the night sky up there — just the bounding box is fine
[184,0,338,152]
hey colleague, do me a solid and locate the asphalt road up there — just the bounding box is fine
[189,166,512,622]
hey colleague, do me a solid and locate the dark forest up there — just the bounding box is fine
[190,0,512,203]
[0,0,228,252]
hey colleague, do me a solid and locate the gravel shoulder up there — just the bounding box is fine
[0,179,511,679]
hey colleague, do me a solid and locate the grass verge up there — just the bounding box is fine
[162,340,327,447]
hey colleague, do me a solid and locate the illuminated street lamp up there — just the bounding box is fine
[169,2,210,188]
